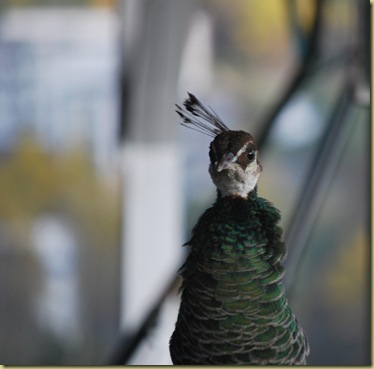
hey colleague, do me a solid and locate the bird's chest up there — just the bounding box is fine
[199,213,267,255]
[193,220,270,288]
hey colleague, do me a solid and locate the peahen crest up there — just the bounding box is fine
[176,93,230,137]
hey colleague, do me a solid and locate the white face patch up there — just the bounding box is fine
[209,151,261,198]
[216,142,250,172]
[235,142,249,159]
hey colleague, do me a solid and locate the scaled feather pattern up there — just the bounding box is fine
[170,94,309,365]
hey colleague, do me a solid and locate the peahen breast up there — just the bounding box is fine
[170,191,309,365]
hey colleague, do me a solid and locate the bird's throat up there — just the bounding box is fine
[210,165,260,199]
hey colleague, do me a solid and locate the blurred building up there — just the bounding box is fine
[0,7,120,176]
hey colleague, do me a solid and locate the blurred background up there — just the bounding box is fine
[0,0,370,365]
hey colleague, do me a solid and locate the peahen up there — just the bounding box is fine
[169,93,309,365]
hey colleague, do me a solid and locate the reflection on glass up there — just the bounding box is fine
[290,109,370,365]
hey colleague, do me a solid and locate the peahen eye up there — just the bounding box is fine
[247,150,255,162]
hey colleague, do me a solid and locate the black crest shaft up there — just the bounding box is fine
[176,93,230,137]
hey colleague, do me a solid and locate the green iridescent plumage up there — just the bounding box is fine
[170,190,309,365]
[170,94,309,365]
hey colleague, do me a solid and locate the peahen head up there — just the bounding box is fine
[176,93,262,198]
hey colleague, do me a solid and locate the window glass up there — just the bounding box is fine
[288,108,370,365]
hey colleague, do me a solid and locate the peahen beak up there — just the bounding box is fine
[216,152,236,172]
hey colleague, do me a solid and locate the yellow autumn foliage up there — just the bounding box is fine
[0,136,120,249]
[326,227,369,305]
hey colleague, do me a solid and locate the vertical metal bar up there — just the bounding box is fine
[111,0,195,364]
